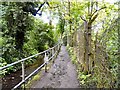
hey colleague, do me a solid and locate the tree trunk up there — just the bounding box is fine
[84,21,92,73]
[67,0,71,46]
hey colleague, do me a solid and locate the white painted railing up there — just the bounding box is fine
[0,42,61,89]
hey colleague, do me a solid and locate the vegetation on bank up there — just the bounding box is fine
[0,1,119,88]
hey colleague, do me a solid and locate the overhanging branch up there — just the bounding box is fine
[80,16,87,22]
[89,13,98,24]
[91,7,106,18]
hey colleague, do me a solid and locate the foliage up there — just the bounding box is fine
[0,2,56,75]
[66,1,119,88]
[0,1,119,88]
[23,19,55,56]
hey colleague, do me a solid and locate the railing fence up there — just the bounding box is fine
[0,42,61,90]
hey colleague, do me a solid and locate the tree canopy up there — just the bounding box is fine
[0,0,119,88]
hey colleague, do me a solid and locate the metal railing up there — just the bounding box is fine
[0,42,61,90]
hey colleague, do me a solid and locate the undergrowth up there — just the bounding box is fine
[67,46,118,88]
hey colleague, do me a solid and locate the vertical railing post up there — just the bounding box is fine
[52,48,54,63]
[54,47,56,58]
[55,46,57,52]
[21,61,25,89]
[50,49,52,57]
[55,46,57,57]
[57,44,59,51]
[44,52,48,72]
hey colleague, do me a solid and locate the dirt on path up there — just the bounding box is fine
[31,46,80,88]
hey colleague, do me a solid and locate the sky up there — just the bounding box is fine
[99,0,118,3]
[35,11,59,26]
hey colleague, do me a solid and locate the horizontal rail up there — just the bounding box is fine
[13,50,58,89]
[0,43,59,71]
[0,42,61,90]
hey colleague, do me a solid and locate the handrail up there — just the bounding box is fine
[0,42,61,89]
[0,43,59,71]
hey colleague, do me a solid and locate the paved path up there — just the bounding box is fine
[31,46,80,88]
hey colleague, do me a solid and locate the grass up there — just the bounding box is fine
[24,57,56,88]
[25,71,42,88]
[23,50,60,88]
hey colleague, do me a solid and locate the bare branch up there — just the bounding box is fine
[91,6,106,18]
[90,2,95,15]
[46,2,59,9]
[80,16,87,22]
[89,13,98,24]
